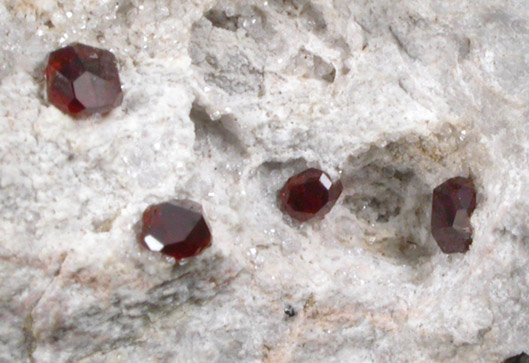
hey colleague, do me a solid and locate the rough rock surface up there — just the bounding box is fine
[1,0,529,362]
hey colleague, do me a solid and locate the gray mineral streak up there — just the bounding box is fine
[0,0,528,362]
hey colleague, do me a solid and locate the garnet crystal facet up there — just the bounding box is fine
[280,168,343,222]
[140,200,212,260]
[45,43,123,117]
[431,177,477,254]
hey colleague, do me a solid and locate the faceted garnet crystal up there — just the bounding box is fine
[140,200,212,260]
[505,353,529,363]
[431,176,477,254]
[280,168,343,222]
[45,42,123,117]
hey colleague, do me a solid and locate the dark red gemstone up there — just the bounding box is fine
[45,43,123,117]
[140,200,212,260]
[280,168,343,222]
[431,177,477,254]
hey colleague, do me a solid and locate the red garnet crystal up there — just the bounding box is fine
[45,42,123,117]
[280,168,343,222]
[140,200,212,260]
[431,177,477,254]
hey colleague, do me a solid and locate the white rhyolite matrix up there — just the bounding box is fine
[1,0,528,362]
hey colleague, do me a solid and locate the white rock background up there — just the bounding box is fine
[1,0,529,362]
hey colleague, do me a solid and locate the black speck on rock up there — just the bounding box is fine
[284,305,296,318]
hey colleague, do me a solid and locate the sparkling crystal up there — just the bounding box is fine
[431,177,477,254]
[140,200,212,260]
[280,168,343,222]
[45,42,123,117]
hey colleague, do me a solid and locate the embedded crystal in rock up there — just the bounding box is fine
[431,177,477,254]
[140,200,212,260]
[280,168,343,222]
[45,42,123,117]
